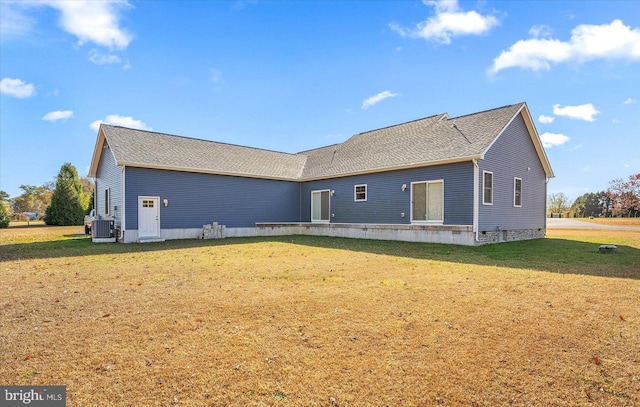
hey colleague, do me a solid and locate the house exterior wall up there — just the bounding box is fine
[95,141,123,227]
[300,162,474,226]
[477,112,547,233]
[92,109,551,245]
[124,167,301,230]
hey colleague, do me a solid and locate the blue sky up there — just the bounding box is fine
[1,0,638,201]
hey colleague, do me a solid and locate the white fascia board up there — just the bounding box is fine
[479,103,554,178]
[88,127,106,178]
[88,126,121,178]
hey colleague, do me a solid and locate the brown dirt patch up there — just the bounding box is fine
[582,218,640,227]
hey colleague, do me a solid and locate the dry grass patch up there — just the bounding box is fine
[1,225,639,406]
[580,218,640,228]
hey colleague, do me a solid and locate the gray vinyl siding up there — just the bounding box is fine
[95,141,122,227]
[300,162,474,225]
[478,112,547,231]
[125,167,300,229]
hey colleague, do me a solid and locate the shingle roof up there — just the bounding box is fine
[299,102,525,179]
[91,102,552,180]
[99,126,307,180]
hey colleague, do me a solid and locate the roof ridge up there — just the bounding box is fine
[448,102,524,121]
[295,113,445,155]
[353,113,445,136]
[101,124,301,157]
[296,143,339,155]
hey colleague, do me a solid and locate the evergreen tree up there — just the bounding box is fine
[0,201,9,228]
[571,191,608,217]
[44,163,88,225]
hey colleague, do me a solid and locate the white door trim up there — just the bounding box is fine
[138,196,160,238]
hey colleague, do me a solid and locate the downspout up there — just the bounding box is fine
[545,177,550,230]
[93,178,98,216]
[473,159,479,243]
[121,165,126,242]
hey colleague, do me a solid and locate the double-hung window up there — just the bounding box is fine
[483,171,493,205]
[514,177,522,207]
[354,184,367,202]
[411,180,444,223]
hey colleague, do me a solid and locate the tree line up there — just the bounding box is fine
[548,173,640,218]
[0,163,93,228]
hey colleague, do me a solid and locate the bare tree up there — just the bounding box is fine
[547,192,570,216]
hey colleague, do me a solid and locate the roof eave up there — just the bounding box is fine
[88,125,122,178]
[88,126,106,178]
[479,103,555,178]
[300,156,482,181]
[118,162,302,182]
[519,103,555,178]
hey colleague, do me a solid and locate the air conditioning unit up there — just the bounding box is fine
[92,219,116,243]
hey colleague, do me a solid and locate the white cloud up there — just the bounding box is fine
[389,0,499,44]
[89,50,122,65]
[47,0,133,49]
[2,1,132,50]
[540,132,570,148]
[0,77,36,98]
[361,91,399,110]
[90,115,152,132]
[528,25,553,39]
[0,1,36,38]
[490,19,640,73]
[553,103,600,122]
[42,110,73,122]
[624,97,637,104]
[538,115,555,124]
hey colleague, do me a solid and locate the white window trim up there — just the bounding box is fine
[105,188,111,215]
[354,184,367,202]
[410,180,444,224]
[482,171,493,206]
[514,177,522,207]
[311,189,331,223]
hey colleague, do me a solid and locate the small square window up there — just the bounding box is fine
[354,184,367,201]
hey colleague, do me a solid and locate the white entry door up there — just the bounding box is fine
[138,196,160,238]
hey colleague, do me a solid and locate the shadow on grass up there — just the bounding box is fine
[2,233,639,280]
[286,235,640,280]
